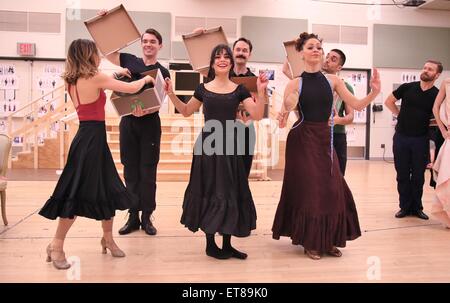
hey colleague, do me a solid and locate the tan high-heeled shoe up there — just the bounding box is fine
[101,238,125,258]
[46,244,71,270]
[304,249,322,260]
[326,246,343,257]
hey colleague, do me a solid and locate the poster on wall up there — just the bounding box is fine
[401,72,420,83]
[0,64,20,115]
[342,72,368,124]
[35,64,64,112]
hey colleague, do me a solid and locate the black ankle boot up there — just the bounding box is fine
[118,212,140,235]
[141,211,157,235]
[222,234,248,259]
[205,233,232,260]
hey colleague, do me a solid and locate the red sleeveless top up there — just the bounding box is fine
[68,83,106,121]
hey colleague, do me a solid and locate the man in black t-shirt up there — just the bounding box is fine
[104,27,170,236]
[385,60,443,220]
[231,38,257,177]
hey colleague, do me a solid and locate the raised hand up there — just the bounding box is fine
[97,9,108,16]
[192,27,206,34]
[131,103,144,117]
[370,68,381,94]
[277,111,289,129]
[257,72,269,92]
[143,75,155,85]
[116,68,131,79]
[164,78,174,94]
[236,110,251,123]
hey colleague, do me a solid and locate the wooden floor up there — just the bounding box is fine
[1,160,449,282]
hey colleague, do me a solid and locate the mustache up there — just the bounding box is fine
[235,55,247,60]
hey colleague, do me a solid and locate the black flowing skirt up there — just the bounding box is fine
[272,120,361,252]
[180,129,257,237]
[39,121,138,220]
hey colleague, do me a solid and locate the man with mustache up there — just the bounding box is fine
[231,37,257,177]
[385,60,443,220]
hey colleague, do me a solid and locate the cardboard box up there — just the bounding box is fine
[84,5,140,55]
[182,27,228,76]
[283,40,304,78]
[231,76,257,93]
[110,69,166,116]
[234,76,270,113]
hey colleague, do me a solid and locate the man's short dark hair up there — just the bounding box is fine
[233,37,253,53]
[141,28,162,44]
[426,59,443,74]
[331,49,346,66]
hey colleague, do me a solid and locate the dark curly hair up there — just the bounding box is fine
[294,32,322,51]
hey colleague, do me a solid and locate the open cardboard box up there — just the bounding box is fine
[110,68,166,116]
[231,76,258,93]
[234,76,270,113]
[84,4,140,55]
[283,40,305,78]
[182,27,228,76]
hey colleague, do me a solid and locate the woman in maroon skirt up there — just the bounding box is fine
[272,32,380,260]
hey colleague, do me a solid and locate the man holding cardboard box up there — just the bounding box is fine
[231,37,257,177]
[103,25,170,236]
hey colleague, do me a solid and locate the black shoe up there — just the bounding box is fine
[223,247,248,260]
[118,215,141,235]
[141,220,157,235]
[206,247,232,260]
[413,210,429,220]
[395,209,409,218]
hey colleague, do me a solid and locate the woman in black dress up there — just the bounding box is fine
[272,33,380,260]
[165,44,268,259]
[39,39,154,269]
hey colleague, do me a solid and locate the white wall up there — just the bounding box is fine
[1,0,450,61]
[1,0,449,158]
[370,68,450,159]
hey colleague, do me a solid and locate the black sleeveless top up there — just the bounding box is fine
[297,71,333,122]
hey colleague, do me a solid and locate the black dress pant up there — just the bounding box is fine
[393,132,428,212]
[120,113,161,213]
[333,133,347,176]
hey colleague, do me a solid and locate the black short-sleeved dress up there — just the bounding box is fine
[180,83,257,237]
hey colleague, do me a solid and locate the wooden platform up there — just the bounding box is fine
[1,160,449,282]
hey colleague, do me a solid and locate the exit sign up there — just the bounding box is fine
[17,43,36,56]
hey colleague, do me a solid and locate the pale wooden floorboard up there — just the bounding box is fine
[1,160,449,282]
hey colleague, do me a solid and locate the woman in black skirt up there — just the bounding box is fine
[164,44,268,259]
[39,39,154,269]
[272,33,380,260]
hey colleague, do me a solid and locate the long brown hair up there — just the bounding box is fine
[62,39,99,84]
